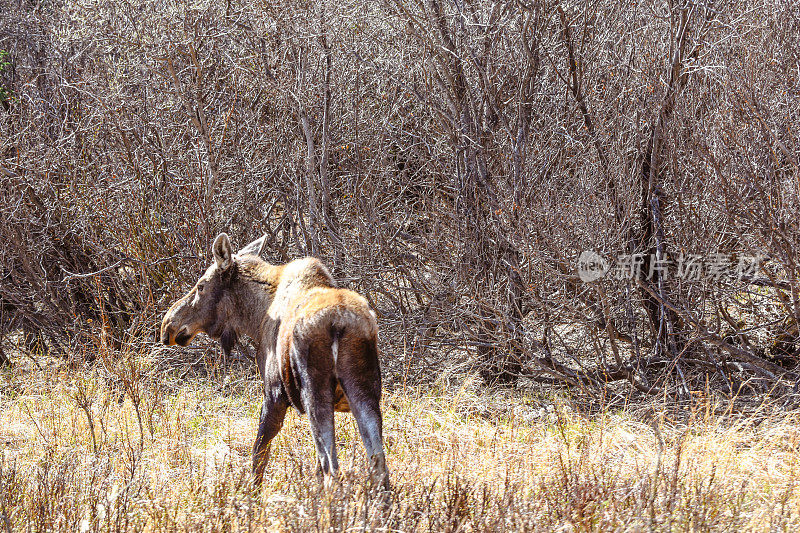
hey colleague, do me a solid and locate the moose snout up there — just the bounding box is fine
[160,316,195,347]
[160,318,175,345]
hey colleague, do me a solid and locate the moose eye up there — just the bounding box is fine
[197,283,206,293]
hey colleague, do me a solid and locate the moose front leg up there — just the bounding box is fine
[252,390,288,487]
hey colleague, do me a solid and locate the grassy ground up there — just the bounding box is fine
[1,351,800,532]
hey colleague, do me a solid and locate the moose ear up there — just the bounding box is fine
[212,233,233,271]
[237,234,267,258]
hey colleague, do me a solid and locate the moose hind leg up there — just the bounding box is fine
[347,391,389,488]
[338,366,389,488]
[293,340,339,480]
[252,391,288,487]
[302,384,339,479]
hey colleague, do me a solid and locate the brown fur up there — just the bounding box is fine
[161,233,388,488]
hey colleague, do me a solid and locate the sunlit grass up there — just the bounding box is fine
[1,355,799,531]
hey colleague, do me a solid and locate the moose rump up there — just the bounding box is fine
[160,233,388,488]
[261,288,386,483]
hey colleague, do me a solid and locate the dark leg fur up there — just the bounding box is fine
[252,392,288,487]
[292,338,340,480]
[337,336,390,489]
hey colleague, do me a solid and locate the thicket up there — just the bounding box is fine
[1,0,799,400]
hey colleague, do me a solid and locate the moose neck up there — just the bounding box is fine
[230,257,280,345]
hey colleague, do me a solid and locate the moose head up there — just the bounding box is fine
[160,233,265,355]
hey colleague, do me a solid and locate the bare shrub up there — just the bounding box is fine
[0,0,798,398]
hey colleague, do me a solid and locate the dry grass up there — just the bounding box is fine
[2,353,800,532]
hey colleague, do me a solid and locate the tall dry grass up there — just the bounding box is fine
[1,351,799,532]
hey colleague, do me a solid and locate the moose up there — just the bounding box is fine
[160,233,388,488]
